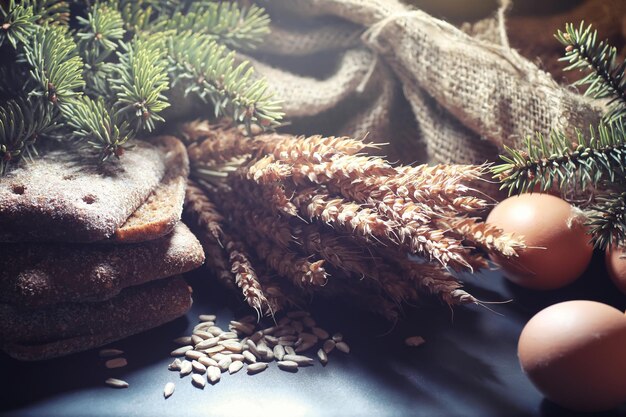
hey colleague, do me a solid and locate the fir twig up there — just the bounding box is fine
[586,190,626,249]
[556,22,626,123]
[0,2,38,48]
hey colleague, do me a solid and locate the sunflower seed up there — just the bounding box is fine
[99,348,124,358]
[332,333,343,342]
[274,327,295,337]
[405,336,426,347]
[292,321,304,333]
[195,337,219,350]
[207,326,224,336]
[185,350,206,361]
[105,357,127,369]
[193,322,213,333]
[194,330,213,340]
[287,311,309,319]
[295,340,316,353]
[312,327,330,340]
[246,339,261,357]
[207,366,221,384]
[282,354,314,366]
[228,360,244,374]
[170,345,193,357]
[226,353,245,361]
[219,332,238,341]
[323,339,336,354]
[191,335,203,346]
[229,321,255,335]
[284,346,296,356]
[179,360,192,377]
[302,317,316,328]
[317,349,328,365]
[273,345,285,361]
[173,336,193,346]
[242,350,257,363]
[238,314,257,323]
[277,360,299,372]
[262,326,277,335]
[205,345,225,355]
[263,335,278,346]
[336,341,350,353]
[192,360,207,374]
[199,314,217,322]
[220,340,243,353]
[250,331,264,343]
[105,378,128,389]
[163,382,175,398]
[247,362,268,374]
[212,353,228,362]
[198,356,218,367]
[278,317,291,326]
[168,358,182,371]
[218,357,232,372]
[192,374,206,389]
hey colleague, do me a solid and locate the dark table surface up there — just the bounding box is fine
[2,252,626,417]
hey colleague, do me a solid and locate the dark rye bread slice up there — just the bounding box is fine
[0,137,173,242]
[113,136,189,243]
[0,276,192,361]
[0,222,204,309]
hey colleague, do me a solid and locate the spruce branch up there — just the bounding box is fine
[22,0,70,26]
[586,190,626,250]
[491,122,626,195]
[556,22,626,123]
[167,31,283,130]
[63,96,133,162]
[112,36,170,132]
[0,98,56,174]
[116,0,153,33]
[0,2,38,48]
[23,25,85,111]
[157,2,270,50]
[76,2,125,53]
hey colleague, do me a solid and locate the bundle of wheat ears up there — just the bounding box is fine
[182,121,525,320]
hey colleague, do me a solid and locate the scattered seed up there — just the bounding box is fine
[179,360,192,377]
[282,354,314,366]
[295,340,316,353]
[336,341,350,354]
[218,357,232,372]
[207,366,221,384]
[292,321,304,333]
[228,360,244,374]
[278,335,298,343]
[273,345,285,361]
[212,353,228,362]
[99,348,124,358]
[207,326,224,336]
[185,350,206,361]
[195,337,219,350]
[246,340,261,357]
[230,321,255,335]
[193,322,212,333]
[250,331,264,343]
[227,353,245,361]
[105,378,128,389]
[194,330,213,340]
[220,340,243,353]
[170,345,193,357]
[317,349,328,365]
[277,360,298,372]
[263,335,278,345]
[192,374,206,389]
[302,317,316,328]
[262,326,277,335]
[405,336,426,347]
[173,336,193,346]
[247,362,268,374]
[242,350,257,364]
[332,333,343,342]
[192,360,207,374]
[284,346,296,356]
[199,314,217,322]
[312,327,329,340]
[323,339,336,354]
[205,345,225,355]
[105,358,127,369]
[198,356,219,368]
[163,382,175,398]
[168,358,182,371]
[219,332,238,341]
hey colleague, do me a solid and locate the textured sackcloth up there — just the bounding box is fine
[250,0,604,167]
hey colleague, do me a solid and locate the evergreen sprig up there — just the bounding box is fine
[492,122,626,195]
[158,2,270,50]
[168,32,283,129]
[23,0,70,26]
[112,36,170,132]
[76,2,125,53]
[0,2,38,48]
[0,99,56,174]
[556,22,626,123]
[586,190,626,250]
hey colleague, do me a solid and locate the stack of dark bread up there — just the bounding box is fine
[0,136,205,360]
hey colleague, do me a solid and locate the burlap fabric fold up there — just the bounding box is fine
[251,0,603,165]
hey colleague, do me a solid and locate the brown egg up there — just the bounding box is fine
[518,300,626,412]
[606,245,626,294]
[486,193,593,290]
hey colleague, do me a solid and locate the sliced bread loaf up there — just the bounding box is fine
[0,137,174,242]
[0,276,192,361]
[0,222,204,309]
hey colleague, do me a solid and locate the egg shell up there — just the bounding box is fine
[486,193,593,290]
[518,300,626,412]
[606,245,626,295]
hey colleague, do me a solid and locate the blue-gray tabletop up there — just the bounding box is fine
[2,253,625,417]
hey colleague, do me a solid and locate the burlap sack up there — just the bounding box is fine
[249,0,604,165]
